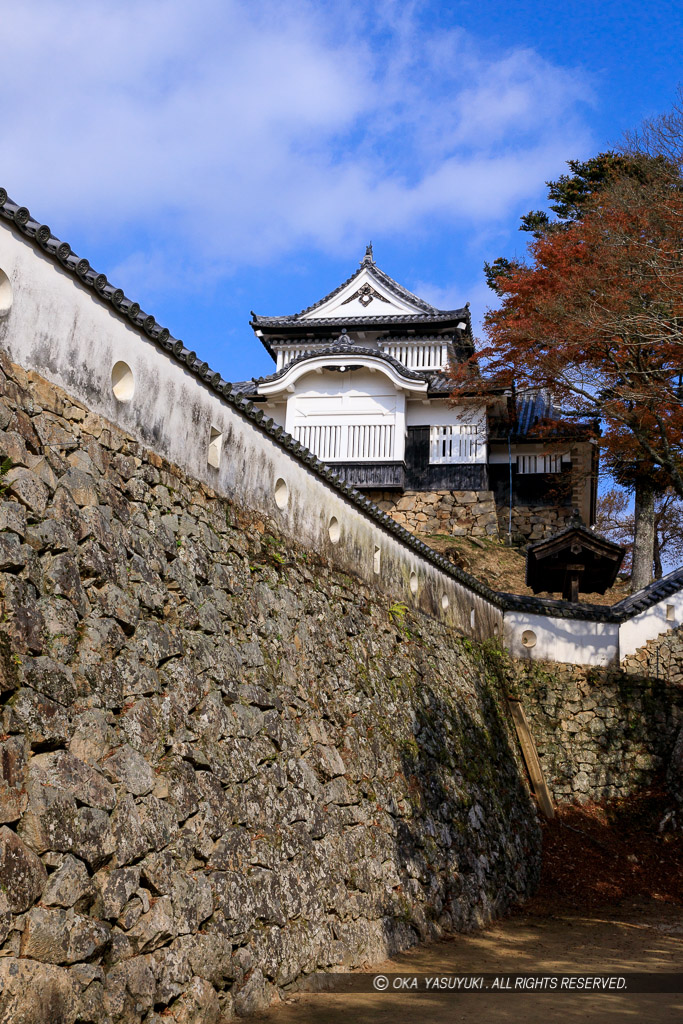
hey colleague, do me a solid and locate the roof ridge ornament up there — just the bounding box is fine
[361,242,374,267]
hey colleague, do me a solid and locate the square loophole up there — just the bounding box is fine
[208,427,223,469]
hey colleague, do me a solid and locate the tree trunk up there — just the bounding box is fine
[631,478,655,592]
[653,531,663,580]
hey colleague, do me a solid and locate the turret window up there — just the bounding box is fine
[517,454,564,474]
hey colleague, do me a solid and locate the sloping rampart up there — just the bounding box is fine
[0,360,540,1022]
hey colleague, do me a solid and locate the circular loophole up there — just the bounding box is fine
[493,623,500,636]
[521,629,537,649]
[111,361,135,402]
[274,477,289,510]
[441,594,449,611]
[328,516,340,544]
[409,571,418,595]
[0,269,12,317]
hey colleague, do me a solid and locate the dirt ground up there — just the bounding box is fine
[250,796,683,1023]
[424,533,631,605]
[249,901,683,1024]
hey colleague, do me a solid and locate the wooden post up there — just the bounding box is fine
[507,697,555,819]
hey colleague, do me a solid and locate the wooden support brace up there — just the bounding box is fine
[507,697,555,819]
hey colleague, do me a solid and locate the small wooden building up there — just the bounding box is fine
[526,512,625,602]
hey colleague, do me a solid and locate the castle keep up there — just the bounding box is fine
[235,245,597,542]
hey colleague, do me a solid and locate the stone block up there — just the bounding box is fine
[233,968,272,1017]
[22,656,78,705]
[0,499,27,536]
[29,750,116,810]
[166,976,221,1024]
[19,778,114,869]
[21,907,110,964]
[97,865,142,919]
[59,467,99,508]
[26,454,58,492]
[5,687,70,745]
[25,519,72,553]
[4,467,49,515]
[103,955,157,1021]
[44,554,89,617]
[68,709,112,766]
[0,430,30,467]
[0,958,78,1024]
[0,531,27,570]
[0,825,48,912]
[100,743,155,796]
[0,735,28,823]
[127,896,175,953]
[42,854,93,909]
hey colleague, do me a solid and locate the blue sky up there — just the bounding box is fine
[2,0,681,384]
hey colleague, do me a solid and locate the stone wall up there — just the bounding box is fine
[496,505,574,544]
[364,488,575,546]
[365,489,500,539]
[621,625,683,684]
[510,642,683,803]
[0,359,540,1023]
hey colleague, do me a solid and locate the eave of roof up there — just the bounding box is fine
[527,522,624,558]
[255,325,474,364]
[3,187,681,626]
[229,371,501,401]
[251,311,470,329]
[252,311,472,361]
[252,344,429,388]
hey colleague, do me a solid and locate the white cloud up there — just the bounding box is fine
[0,0,594,294]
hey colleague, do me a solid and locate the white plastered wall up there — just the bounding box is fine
[303,267,422,320]
[283,369,406,462]
[504,611,619,667]
[405,400,486,429]
[618,589,683,658]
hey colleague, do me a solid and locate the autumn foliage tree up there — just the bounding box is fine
[453,140,683,591]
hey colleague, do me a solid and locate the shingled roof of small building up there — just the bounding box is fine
[525,512,625,599]
[2,187,682,624]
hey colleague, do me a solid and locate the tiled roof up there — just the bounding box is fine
[610,565,683,620]
[251,343,429,387]
[516,390,557,434]
[251,312,470,328]
[230,368,485,400]
[526,514,596,551]
[2,188,680,626]
[226,380,260,396]
[489,389,597,440]
[425,373,455,394]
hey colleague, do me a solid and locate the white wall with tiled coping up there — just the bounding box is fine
[0,215,680,669]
